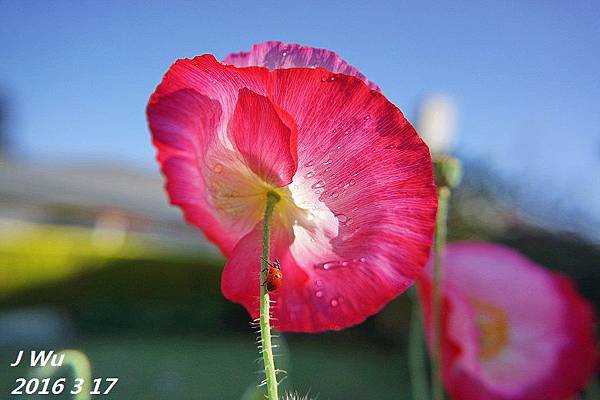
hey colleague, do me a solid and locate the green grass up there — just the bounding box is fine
[0,335,410,400]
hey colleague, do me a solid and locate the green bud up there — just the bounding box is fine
[434,156,463,189]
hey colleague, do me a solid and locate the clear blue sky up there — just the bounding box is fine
[1,1,599,236]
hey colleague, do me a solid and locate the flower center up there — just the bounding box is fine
[472,299,510,361]
[207,155,309,232]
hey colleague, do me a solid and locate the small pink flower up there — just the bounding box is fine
[418,242,598,400]
[147,42,437,332]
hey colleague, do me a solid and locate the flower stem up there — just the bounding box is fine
[408,288,430,400]
[431,185,450,400]
[30,350,92,400]
[260,190,281,400]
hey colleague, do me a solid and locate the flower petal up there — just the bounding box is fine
[147,88,239,250]
[221,218,294,312]
[148,55,272,254]
[223,41,380,92]
[265,68,436,331]
[229,88,298,187]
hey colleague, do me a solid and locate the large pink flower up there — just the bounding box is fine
[147,41,437,332]
[418,242,597,400]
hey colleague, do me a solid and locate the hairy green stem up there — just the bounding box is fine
[432,186,450,400]
[260,190,281,400]
[31,350,91,400]
[408,288,430,400]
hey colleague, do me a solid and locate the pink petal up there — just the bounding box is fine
[148,88,238,252]
[221,219,294,314]
[148,56,272,255]
[228,88,298,187]
[223,41,381,92]
[150,54,270,144]
[265,68,436,331]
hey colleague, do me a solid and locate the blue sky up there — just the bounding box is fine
[1,1,599,236]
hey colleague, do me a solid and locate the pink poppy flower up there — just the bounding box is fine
[147,41,437,332]
[418,242,598,400]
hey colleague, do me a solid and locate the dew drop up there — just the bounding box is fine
[305,171,314,178]
[385,144,395,149]
[323,159,332,165]
[328,75,336,82]
[311,180,325,189]
[359,257,366,263]
[305,160,315,167]
[213,163,223,173]
[282,51,288,56]
[324,167,331,173]
[316,280,324,287]
[364,115,371,121]
[330,298,339,307]
[336,214,348,223]
[349,179,356,186]
[314,261,343,270]
[315,290,323,298]
[341,261,351,267]
[329,191,338,199]
[320,76,328,82]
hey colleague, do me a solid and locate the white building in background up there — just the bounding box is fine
[0,159,217,254]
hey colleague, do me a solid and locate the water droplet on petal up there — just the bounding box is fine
[305,171,314,178]
[330,298,339,307]
[314,261,345,271]
[311,180,325,189]
[349,179,356,186]
[329,191,338,199]
[315,290,323,298]
[305,160,314,167]
[364,115,371,121]
[323,159,332,165]
[359,257,366,263]
[385,144,395,149]
[213,163,223,173]
[282,51,288,56]
[336,214,348,223]
[320,76,328,82]
[345,217,353,226]
[329,75,336,82]
[316,280,324,287]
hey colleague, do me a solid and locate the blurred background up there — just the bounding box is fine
[0,1,598,399]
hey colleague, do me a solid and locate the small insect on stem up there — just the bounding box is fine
[261,257,283,292]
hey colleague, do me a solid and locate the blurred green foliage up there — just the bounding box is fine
[0,337,409,400]
[0,190,598,399]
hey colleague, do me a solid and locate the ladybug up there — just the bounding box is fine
[262,257,282,292]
